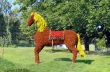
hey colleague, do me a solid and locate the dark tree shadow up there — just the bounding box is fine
[54,58,94,64]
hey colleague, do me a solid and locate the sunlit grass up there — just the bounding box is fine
[0,47,110,72]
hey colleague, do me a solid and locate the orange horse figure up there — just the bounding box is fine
[27,12,86,64]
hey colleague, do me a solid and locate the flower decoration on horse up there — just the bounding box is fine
[28,11,86,64]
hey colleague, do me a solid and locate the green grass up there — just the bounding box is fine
[0,47,110,72]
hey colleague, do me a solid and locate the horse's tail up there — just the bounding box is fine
[77,33,86,57]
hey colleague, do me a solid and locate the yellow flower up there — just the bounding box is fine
[77,34,86,57]
[31,12,47,32]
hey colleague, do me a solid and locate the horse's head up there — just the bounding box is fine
[27,12,35,26]
[27,12,47,32]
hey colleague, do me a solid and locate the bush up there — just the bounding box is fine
[96,37,106,50]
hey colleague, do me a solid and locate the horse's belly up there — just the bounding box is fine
[46,40,64,46]
[53,40,64,45]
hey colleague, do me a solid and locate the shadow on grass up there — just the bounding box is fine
[54,58,94,64]
[0,58,31,72]
[54,58,72,62]
[0,58,15,68]
[5,68,30,72]
[76,60,94,64]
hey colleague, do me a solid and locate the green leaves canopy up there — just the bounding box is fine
[14,0,110,39]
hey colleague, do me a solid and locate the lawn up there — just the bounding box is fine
[0,47,110,72]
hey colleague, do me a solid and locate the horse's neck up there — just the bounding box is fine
[44,27,49,31]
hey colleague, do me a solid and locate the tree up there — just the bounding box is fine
[14,0,110,49]
[0,0,21,46]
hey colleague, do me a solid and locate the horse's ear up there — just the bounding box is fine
[31,12,35,16]
[28,15,34,26]
[31,12,33,15]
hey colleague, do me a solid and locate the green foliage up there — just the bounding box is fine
[15,1,108,32]
[10,0,110,46]
[96,37,106,49]
[0,0,21,46]
[0,13,6,36]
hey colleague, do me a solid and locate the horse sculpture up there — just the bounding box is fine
[27,12,86,64]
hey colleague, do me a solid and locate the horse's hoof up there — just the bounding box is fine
[72,61,76,64]
[72,62,75,64]
[35,62,40,64]
[35,63,39,64]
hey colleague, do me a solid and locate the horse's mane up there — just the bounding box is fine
[31,12,47,32]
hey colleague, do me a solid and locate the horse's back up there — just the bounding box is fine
[64,30,78,42]
[64,30,77,37]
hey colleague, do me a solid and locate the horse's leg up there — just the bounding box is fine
[34,44,44,64]
[71,46,77,63]
[64,42,77,63]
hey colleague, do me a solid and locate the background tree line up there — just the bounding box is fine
[0,0,20,47]
[1,0,110,51]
